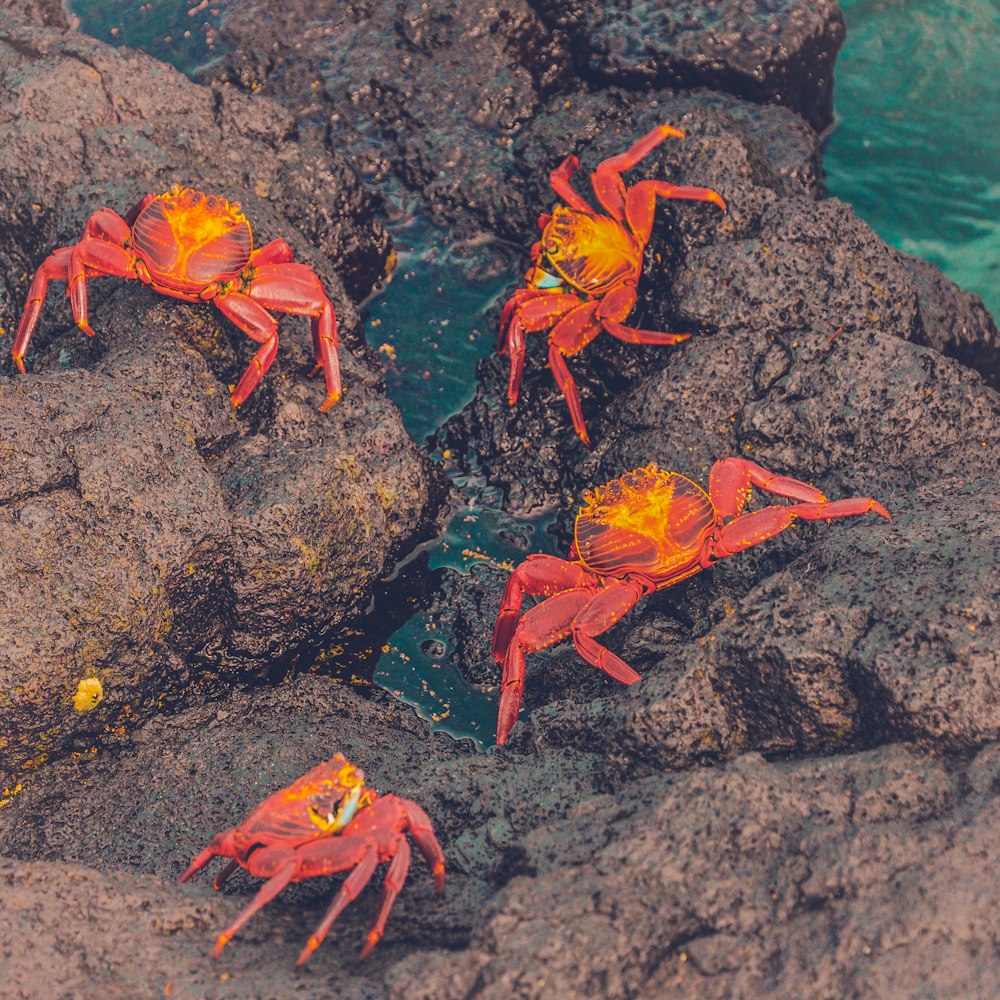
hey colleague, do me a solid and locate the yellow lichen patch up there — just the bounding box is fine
[73,677,104,713]
[157,186,248,257]
[0,782,23,809]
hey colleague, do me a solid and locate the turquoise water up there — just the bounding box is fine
[824,0,999,320]
[67,0,998,743]
[68,0,223,77]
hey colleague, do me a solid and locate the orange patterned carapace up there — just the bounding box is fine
[492,458,891,745]
[13,186,343,411]
[498,124,727,446]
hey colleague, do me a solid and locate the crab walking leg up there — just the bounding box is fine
[249,262,342,411]
[624,180,726,241]
[177,829,237,884]
[401,798,447,893]
[492,554,599,662]
[67,237,136,337]
[590,124,687,220]
[711,498,891,560]
[214,292,280,406]
[570,578,651,684]
[597,283,691,346]
[295,844,379,965]
[499,288,556,348]
[548,154,593,213]
[211,859,242,890]
[547,299,607,445]
[709,457,832,517]
[213,860,298,958]
[250,237,295,267]
[497,589,594,745]
[358,838,411,959]
[12,248,73,371]
[501,292,582,406]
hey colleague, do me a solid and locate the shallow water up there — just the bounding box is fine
[68,0,999,743]
[824,0,999,320]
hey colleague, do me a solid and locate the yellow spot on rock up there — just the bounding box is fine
[73,677,104,713]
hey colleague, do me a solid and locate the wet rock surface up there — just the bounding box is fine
[2,2,999,999]
[0,18,446,781]
[531,0,845,132]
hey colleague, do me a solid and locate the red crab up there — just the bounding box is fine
[178,753,446,964]
[492,459,891,745]
[499,124,726,446]
[12,186,342,410]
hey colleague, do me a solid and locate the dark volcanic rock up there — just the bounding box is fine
[532,0,846,132]
[0,20,446,781]
[2,4,999,1000]
[200,0,838,230]
[2,679,998,999]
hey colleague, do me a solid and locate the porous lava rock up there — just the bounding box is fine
[199,0,841,230]
[1,3,999,999]
[532,0,846,132]
[0,17,446,782]
[2,677,999,999]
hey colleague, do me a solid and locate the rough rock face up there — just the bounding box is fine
[0,19,446,782]
[200,0,841,231]
[2,2,999,999]
[2,678,999,999]
[531,0,846,131]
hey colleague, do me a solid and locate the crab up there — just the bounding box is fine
[499,124,726,446]
[178,753,446,964]
[492,458,891,745]
[11,186,342,410]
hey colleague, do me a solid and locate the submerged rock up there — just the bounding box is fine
[0,18,446,781]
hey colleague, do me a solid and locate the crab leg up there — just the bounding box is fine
[250,237,295,267]
[214,291,280,407]
[13,208,136,371]
[295,843,379,965]
[597,283,691,346]
[500,292,581,407]
[177,829,238,884]
[569,578,651,684]
[548,154,593,213]
[12,248,74,371]
[211,859,241,890]
[67,236,135,337]
[708,457,830,516]
[590,124,686,220]
[213,859,297,958]
[248,262,342,411]
[625,180,726,242]
[711,498,891,560]
[493,554,599,662]
[359,838,411,959]
[401,798,447,893]
[497,588,596,745]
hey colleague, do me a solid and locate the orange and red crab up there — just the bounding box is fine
[499,124,726,446]
[492,459,891,745]
[178,753,445,964]
[12,186,342,410]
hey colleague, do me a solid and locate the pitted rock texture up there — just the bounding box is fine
[531,0,845,131]
[2,678,999,999]
[200,0,838,229]
[0,19,446,781]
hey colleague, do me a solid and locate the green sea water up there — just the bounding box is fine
[67,0,1000,743]
[824,0,999,320]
